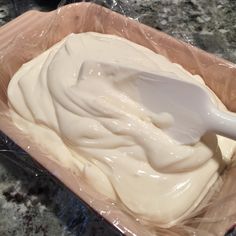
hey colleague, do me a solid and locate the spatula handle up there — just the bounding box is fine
[208,107,236,140]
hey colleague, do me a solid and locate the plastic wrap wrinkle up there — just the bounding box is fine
[1,2,236,236]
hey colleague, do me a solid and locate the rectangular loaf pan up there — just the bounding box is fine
[1,3,236,236]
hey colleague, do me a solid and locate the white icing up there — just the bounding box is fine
[7,32,236,227]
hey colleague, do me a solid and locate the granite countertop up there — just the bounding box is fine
[0,0,236,236]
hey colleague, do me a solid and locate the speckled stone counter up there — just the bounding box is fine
[0,0,236,236]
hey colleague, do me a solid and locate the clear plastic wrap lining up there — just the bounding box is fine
[1,1,236,236]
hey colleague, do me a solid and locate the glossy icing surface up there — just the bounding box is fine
[7,33,236,226]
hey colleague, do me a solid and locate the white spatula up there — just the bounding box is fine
[80,61,236,145]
